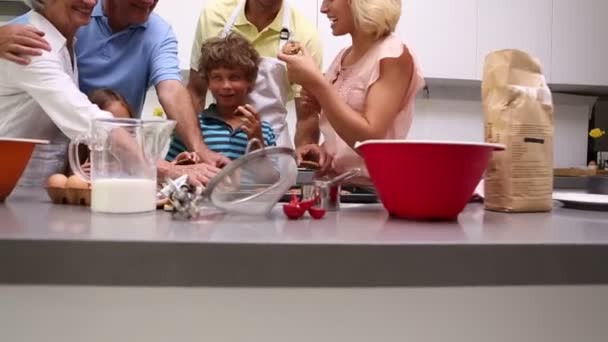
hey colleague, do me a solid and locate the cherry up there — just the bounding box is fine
[308,207,326,219]
[283,203,306,219]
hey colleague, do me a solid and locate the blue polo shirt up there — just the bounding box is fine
[74,2,181,116]
[166,104,276,161]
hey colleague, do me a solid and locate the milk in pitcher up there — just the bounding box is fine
[91,178,157,213]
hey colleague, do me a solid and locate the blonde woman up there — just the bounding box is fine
[279,0,424,182]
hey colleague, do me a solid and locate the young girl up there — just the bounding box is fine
[86,89,219,186]
[279,0,424,183]
[88,88,135,119]
[77,88,135,172]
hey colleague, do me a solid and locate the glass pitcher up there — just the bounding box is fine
[68,118,176,213]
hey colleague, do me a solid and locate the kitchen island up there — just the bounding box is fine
[1,187,608,287]
[2,188,608,342]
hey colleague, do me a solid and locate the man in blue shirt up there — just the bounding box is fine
[0,0,229,167]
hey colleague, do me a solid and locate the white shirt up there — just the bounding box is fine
[0,11,112,187]
[0,11,112,141]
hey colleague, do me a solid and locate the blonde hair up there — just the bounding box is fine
[351,0,401,39]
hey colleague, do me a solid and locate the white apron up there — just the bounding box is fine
[222,0,293,148]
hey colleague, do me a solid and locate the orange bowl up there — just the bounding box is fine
[0,138,48,201]
[355,140,505,220]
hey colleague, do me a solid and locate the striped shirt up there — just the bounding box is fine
[166,104,276,161]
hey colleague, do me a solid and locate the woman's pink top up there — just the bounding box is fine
[320,32,424,179]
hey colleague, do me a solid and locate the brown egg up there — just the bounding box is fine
[46,174,68,188]
[66,175,90,189]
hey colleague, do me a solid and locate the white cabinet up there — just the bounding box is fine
[552,0,608,86]
[399,0,478,80]
[477,0,553,81]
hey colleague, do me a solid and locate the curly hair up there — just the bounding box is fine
[198,33,260,84]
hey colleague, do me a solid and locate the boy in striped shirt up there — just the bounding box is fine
[166,33,276,162]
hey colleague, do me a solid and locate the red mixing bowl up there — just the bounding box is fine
[0,138,48,201]
[355,140,504,220]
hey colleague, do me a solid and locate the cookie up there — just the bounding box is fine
[175,158,196,166]
[174,152,198,165]
[299,160,320,170]
[282,41,302,55]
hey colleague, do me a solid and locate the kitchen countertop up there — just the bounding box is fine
[1,187,608,287]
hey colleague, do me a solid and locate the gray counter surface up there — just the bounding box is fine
[1,188,608,287]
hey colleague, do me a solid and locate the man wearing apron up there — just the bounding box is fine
[188,0,322,149]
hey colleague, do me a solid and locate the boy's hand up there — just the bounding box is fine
[236,104,264,144]
[175,150,229,169]
[197,148,230,168]
[174,163,221,187]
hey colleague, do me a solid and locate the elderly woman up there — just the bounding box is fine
[279,0,424,184]
[0,0,218,187]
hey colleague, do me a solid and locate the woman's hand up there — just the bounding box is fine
[278,47,324,90]
[236,104,264,144]
[296,144,333,176]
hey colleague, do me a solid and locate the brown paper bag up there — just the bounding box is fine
[482,49,554,212]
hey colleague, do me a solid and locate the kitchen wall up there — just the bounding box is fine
[143,84,595,168]
[592,98,608,151]
[0,0,595,167]
[408,88,595,168]
[145,0,598,168]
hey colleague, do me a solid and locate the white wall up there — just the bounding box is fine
[144,85,594,168]
[154,0,203,70]
[408,88,595,168]
[147,0,595,168]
